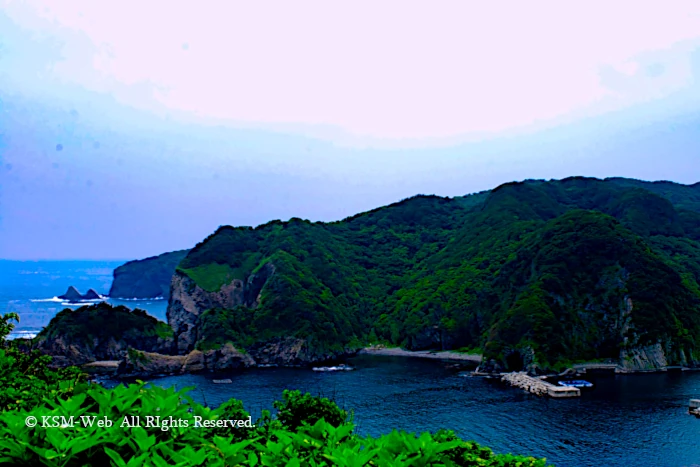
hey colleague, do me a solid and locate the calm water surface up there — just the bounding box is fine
[148,356,700,467]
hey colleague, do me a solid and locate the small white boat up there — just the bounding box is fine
[212,379,233,384]
[312,364,354,372]
[558,380,593,388]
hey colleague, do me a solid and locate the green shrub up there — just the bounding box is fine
[273,389,349,430]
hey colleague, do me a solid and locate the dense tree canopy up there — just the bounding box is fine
[124,177,700,371]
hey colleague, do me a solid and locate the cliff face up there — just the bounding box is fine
[109,249,189,299]
[167,271,244,354]
[167,262,276,355]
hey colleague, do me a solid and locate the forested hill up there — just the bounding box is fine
[109,249,189,299]
[125,177,700,371]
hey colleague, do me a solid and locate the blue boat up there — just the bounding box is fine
[558,380,594,388]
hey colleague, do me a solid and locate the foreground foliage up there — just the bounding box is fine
[0,314,549,466]
[0,383,550,467]
[0,313,85,412]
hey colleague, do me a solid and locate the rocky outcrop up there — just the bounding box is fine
[109,249,189,299]
[246,337,349,367]
[58,286,103,302]
[620,343,668,371]
[38,334,172,367]
[82,289,101,300]
[619,341,700,371]
[166,262,346,366]
[117,343,255,377]
[59,286,83,301]
[167,263,276,354]
[36,303,173,366]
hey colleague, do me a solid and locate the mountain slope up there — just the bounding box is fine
[118,177,700,370]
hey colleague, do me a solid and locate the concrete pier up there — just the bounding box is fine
[501,372,580,398]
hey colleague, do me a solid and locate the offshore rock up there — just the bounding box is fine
[82,288,101,300]
[58,286,84,302]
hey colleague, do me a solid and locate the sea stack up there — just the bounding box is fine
[82,289,101,300]
[58,286,83,302]
[58,286,103,302]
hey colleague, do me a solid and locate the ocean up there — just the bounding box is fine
[0,260,167,338]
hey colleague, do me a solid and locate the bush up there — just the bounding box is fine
[273,389,349,430]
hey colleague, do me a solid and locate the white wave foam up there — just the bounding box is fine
[112,296,165,301]
[32,296,107,304]
[30,297,63,303]
[7,331,38,340]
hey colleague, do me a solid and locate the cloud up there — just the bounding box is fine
[2,1,700,146]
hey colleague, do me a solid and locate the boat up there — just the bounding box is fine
[312,364,354,372]
[212,379,233,384]
[558,380,593,388]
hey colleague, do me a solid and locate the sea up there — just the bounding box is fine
[0,260,167,339]
[1,260,699,467]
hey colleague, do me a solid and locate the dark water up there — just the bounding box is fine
[0,260,167,338]
[146,356,700,467]
[2,261,700,466]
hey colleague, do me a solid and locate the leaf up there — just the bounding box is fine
[104,447,127,467]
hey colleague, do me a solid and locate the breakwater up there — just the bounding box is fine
[501,372,580,398]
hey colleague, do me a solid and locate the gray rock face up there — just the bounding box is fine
[167,263,276,355]
[620,343,668,371]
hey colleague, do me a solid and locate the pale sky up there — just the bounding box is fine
[1,1,700,259]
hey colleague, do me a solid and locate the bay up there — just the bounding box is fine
[146,356,700,467]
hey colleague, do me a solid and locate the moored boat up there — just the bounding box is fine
[558,380,593,388]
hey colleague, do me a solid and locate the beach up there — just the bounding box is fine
[359,346,482,363]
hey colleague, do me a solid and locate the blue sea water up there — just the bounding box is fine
[151,357,700,467]
[0,260,167,337]
[2,261,700,466]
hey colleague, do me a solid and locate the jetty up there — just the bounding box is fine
[502,372,580,398]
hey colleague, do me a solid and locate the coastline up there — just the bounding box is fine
[358,346,482,363]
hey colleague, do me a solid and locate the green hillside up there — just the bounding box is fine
[167,177,700,371]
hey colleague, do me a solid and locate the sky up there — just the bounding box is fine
[1,1,700,260]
